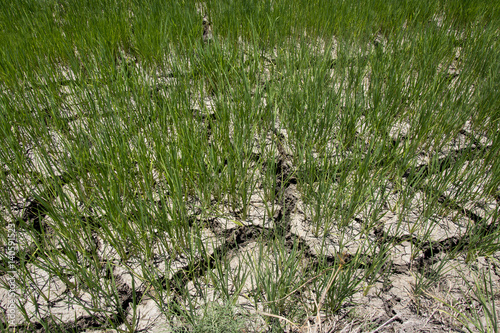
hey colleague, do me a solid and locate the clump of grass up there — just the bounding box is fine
[172,303,252,333]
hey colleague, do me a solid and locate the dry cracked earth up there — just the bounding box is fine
[1,38,499,333]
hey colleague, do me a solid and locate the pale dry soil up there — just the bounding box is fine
[1,39,499,332]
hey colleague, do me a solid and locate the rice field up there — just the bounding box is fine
[0,0,499,332]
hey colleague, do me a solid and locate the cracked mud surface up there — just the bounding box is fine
[2,108,498,332]
[1,23,499,333]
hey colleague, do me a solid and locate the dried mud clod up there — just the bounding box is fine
[202,15,213,43]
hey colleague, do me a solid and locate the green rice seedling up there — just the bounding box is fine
[412,253,454,311]
[174,302,252,333]
[298,152,339,238]
[429,259,499,333]
[361,240,392,297]
[130,0,200,65]
[312,248,365,316]
[245,238,309,328]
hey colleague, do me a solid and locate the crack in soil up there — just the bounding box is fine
[3,88,498,332]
